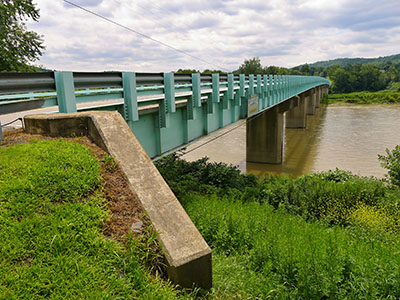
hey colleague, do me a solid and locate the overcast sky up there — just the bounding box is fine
[28,0,400,72]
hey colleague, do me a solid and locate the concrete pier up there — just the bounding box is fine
[286,94,306,128]
[315,87,321,108]
[246,106,284,164]
[306,89,316,115]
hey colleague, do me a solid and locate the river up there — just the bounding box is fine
[181,104,400,178]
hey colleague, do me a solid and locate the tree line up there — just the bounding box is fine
[178,57,400,94]
[234,57,400,94]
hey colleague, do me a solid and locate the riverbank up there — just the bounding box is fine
[156,153,400,299]
[324,91,400,104]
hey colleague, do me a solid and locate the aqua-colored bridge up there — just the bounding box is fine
[0,72,330,162]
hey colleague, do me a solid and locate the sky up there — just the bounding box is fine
[28,0,400,72]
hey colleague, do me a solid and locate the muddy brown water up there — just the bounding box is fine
[181,104,400,178]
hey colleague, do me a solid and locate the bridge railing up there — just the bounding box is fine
[0,71,330,156]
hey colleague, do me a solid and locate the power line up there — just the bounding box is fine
[63,0,230,71]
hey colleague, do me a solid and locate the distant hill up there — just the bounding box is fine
[296,53,400,69]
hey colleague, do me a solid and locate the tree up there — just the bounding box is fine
[329,65,351,93]
[0,0,45,71]
[236,57,263,75]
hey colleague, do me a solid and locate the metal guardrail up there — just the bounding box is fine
[0,71,330,154]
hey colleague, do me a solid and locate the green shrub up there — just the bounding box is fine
[155,153,257,199]
[379,145,400,187]
[245,171,394,226]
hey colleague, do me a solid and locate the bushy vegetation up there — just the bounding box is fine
[379,145,400,187]
[0,139,191,299]
[157,156,400,232]
[323,91,400,104]
[156,148,400,299]
[156,154,257,199]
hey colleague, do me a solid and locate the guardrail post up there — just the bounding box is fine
[164,72,176,113]
[239,74,245,98]
[227,74,234,100]
[263,75,268,108]
[278,75,282,102]
[158,72,175,128]
[212,74,220,103]
[192,73,201,107]
[269,75,274,105]
[256,74,262,110]
[122,72,138,122]
[249,74,254,95]
[55,71,77,113]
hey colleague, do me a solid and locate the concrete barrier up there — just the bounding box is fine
[24,111,212,289]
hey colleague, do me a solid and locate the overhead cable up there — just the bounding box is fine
[63,0,230,72]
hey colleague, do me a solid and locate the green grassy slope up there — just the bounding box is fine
[0,139,192,300]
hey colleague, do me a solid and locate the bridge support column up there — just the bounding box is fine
[306,89,316,115]
[315,87,321,108]
[322,86,329,97]
[246,106,284,164]
[286,94,306,128]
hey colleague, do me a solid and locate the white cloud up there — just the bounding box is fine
[29,0,400,72]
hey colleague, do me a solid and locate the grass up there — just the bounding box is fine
[185,196,400,299]
[0,139,192,300]
[323,91,400,104]
[3,137,400,299]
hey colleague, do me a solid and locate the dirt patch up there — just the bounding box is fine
[83,139,145,240]
[1,129,145,241]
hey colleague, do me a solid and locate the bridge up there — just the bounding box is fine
[0,71,330,289]
[0,71,330,163]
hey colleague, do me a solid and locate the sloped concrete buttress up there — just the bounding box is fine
[24,111,212,289]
